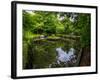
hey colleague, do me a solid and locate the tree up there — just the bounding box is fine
[74,13,91,47]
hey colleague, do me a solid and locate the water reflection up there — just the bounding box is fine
[23,38,81,69]
[56,47,76,65]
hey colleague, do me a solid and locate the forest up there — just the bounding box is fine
[22,10,91,69]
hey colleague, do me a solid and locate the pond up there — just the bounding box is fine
[23,37,81,69]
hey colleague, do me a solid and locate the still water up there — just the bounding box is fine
[23,38,81,69]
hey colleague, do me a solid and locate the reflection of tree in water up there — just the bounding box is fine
[23,37,82,69]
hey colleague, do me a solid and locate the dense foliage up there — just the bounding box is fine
[22,10,91,69]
